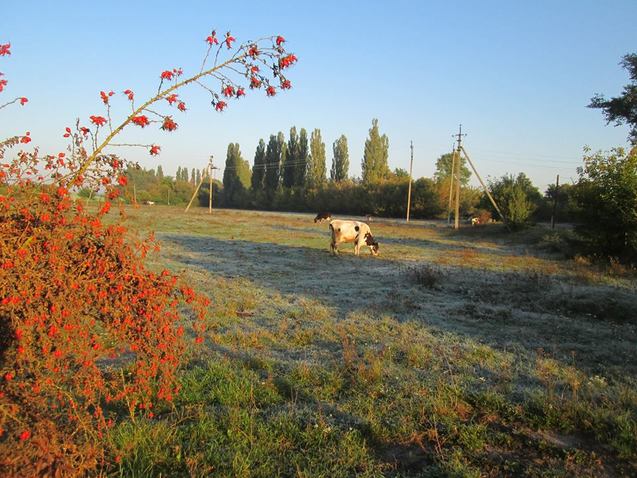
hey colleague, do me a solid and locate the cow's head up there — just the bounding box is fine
[364,232,380,256]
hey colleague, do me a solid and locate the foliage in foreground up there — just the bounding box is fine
[0,138,211,476]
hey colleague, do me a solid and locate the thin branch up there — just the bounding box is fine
[0,97,24,110]
[72,51,248,182]
[109,143,155,148]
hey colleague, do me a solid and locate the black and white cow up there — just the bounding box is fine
[329,219,379,256]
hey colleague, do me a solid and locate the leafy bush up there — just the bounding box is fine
[482,173,542,229]
[0,141,212,475]
[574,147,637,264]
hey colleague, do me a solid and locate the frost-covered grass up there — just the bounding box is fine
[108,206,637,477]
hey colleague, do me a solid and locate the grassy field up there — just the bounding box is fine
[107,205,636,477]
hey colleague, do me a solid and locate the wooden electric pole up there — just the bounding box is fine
[452,125,466,229]
[551,174,559,229]
[185,156,217,213]
[459,145,507,227]
[445,125,507,229]
[447,146,456,225]
[406,141,414,222]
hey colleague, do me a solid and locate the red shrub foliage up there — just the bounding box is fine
[0,143,210,474]
[0,31,296,475]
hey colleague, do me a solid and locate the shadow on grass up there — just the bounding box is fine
[160,232,637,378]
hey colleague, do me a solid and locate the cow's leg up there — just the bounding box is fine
[330,241,338,255]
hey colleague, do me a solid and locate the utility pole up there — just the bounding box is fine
[185,155,218,214]
[406,141,414,222]
[459,146,507,227]
[447,145,456,225]
[551,174,560,229]
[452,124,466,229]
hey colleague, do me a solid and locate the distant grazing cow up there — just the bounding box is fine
[329,219,379,256]
[314,211,332,223]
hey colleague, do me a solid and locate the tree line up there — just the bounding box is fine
[117,119,580,224]
[205,119,575,223]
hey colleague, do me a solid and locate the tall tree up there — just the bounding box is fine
[190,169,196,186]
[251,139,266,191]
[176,166,182,182]
[182,167,189,183]
[156,165,164,179]
[280,137,288,190]
[296,128,309,187]
[223,143,250,205]
[195,168,201,185]
[361,118,390,183]
[264,133,283,194]
[589,53,637,145]
[331,135,350,182]
[434,152,471,186]
[237,155,251,189]
[283,126,298,188]
[307,128,326,188]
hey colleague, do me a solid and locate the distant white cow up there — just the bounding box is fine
[329,219,379,256]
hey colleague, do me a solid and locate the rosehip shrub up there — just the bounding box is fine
[0,142,210,475]
[0,31,296,475]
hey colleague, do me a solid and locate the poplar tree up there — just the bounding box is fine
[156,165,164,179]
[251,139,266,191]
[283,126,298,188]
[264,134,282,194]
[307,128,326,188]
[361,118,390,184]
[296,128,309,187]
[223,143,250,205]
[237,155,251,189]
[330,135,349,182]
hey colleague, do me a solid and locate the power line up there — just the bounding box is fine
[471,148,582,164]
[474,158,580,170]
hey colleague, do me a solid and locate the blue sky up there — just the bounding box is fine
[1,0,636,190]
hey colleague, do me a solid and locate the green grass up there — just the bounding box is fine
[104,206,636,477]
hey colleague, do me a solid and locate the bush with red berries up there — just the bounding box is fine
[0,32,296,475]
